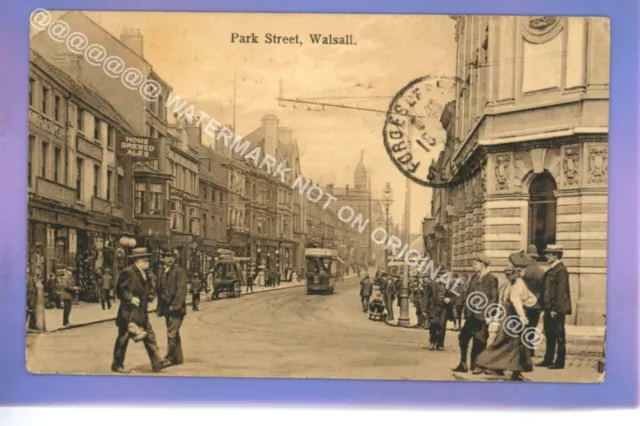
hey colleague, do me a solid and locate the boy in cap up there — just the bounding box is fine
[453,253,498,374]
[538,244,571,370]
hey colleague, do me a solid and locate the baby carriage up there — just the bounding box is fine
[368,298,387,322]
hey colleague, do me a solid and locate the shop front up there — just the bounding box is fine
[278,241,295,280]
[28,201,131,302]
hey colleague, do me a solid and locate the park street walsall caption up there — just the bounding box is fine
[231,32,356,45]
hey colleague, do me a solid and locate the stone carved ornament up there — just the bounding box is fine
[587,147,608,184]
[528,16,559,30]
[494,154,510,191]
[473,172,482,201]
[523,16,563,42]
[481,163,487,194]
[563,146,580,186]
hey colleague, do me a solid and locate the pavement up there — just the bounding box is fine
[26,273,602,382]
[39,278,309,333]
[384,306,605,361]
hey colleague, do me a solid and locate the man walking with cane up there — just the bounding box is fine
[452,253,498,374]
[111,247,169,374]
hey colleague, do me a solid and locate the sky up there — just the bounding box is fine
[42,11,457,233]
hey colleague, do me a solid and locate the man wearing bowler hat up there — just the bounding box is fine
[157,247,188,366]
[538,244,571,369]
[112,247,169,373]
[453,252,498,374]
[521,244,545,357]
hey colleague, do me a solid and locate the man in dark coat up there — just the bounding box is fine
[427,274,452,350]
[26,264,37,330]
[419,277,430,330]
[537,244,571,370]
[191,272,202,312]
[410,277,423,327]
[359,274,374,313]
[100,268,113,310]
[451,273,469,332]
[157,247,188,366]
[383,274,397,321]
[112,247,168,373]
[453,253,499,374]
[522,244,545,356]
[60,268,77,327]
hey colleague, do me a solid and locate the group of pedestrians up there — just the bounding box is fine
[451,244,571,381]
[111,246,188,374]
[359,243,571,382]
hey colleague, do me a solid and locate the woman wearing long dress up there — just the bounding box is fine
[476,251,538,381]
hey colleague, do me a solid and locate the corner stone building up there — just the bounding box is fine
[431,16,609,326]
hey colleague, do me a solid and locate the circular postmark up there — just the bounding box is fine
[383,75,466,188]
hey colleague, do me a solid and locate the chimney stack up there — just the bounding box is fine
[53,52,83,81]
[120,29,144,57]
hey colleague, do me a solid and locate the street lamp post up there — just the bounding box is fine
[397,123,414,327]
[256,246,262,285]
[382,182,394,273]
[275,246,281,286]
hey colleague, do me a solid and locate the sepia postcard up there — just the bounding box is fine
[26,11,609,383]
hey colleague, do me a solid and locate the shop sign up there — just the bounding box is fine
[28,110,65,140]
[56,213,85,229]
[77,135,104,161]
[171,234,193,245]
[85,221,108,233]
[91,196,111,214]
[117,135,159,161]
[36,177,76,205]
[29,207,56,224]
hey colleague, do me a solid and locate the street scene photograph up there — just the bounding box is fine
[26,11,609,383]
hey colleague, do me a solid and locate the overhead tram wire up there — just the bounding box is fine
[277,97,426,119]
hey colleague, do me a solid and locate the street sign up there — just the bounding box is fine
[117,135,159,161]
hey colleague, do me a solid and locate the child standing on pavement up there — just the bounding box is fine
[191,272,202,312]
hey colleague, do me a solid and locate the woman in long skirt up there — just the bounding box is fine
[476,251,539,381]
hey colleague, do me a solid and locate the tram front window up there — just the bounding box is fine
[307,258,320,273]
[321,258,332,272]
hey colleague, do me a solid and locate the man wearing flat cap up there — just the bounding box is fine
[538,244,571,370]
[453,252,498,374]
[157,247,188,367]
[112,247,169,373]
[522,245,545,356]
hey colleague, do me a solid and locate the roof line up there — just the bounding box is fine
[57,11,151,68]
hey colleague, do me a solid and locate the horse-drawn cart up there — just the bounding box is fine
[210,250,244,299]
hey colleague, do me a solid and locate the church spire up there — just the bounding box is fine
[354,150,368,192]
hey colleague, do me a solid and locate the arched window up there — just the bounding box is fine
[528,172,557,260]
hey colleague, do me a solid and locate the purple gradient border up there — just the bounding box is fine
[0,0,637,408]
